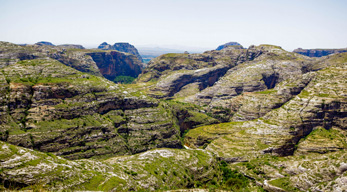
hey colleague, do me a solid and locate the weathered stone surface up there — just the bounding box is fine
[0,141,220,191]
[228,150,347,192]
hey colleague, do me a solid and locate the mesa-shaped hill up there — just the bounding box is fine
[293,47,347,57]
[98,42,143,63]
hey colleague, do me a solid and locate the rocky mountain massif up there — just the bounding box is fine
[293,47,347,57]
[0,41,346,191]
[0,41,144,82]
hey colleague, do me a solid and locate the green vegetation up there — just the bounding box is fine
[269,178,299,191]
[113,75,135,84]
[254,89,277,94]
[220,161,249,190]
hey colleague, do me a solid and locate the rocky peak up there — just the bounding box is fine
[113,42,143,62]
[97,42,113,50]
[97,42,143,62]
[216,42,243,50]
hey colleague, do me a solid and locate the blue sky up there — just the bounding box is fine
[1,0,346,51]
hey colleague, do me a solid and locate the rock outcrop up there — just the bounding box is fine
[113,42,143,62]
[97,42,143,62]
[293,47,347,57]
[97,42,113,50]
[216,42,243,50]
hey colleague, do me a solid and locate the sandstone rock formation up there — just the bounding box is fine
[97,42,143,62]
[87,51,143,81]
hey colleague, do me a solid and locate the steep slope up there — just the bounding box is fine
[87,51,143,81]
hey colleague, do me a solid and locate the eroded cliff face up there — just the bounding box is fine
[87,51,143,81]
